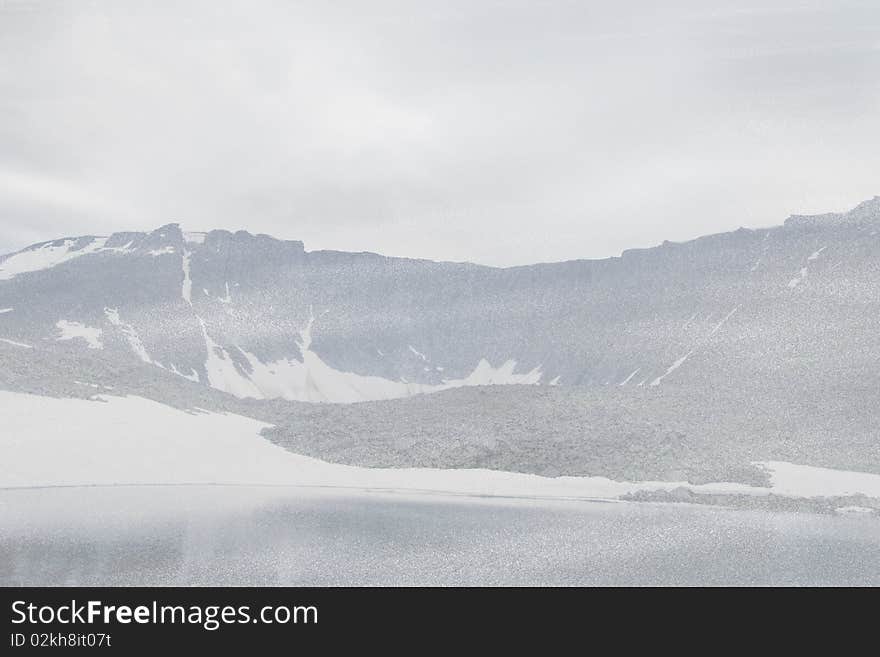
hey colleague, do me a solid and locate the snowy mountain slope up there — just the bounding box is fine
[0,227,547,402]
[3,338,877,488]
[2,193,879,492]
[3,389,879,509]
[1,196,879,406]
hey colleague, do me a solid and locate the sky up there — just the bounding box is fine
[0,0,878,266]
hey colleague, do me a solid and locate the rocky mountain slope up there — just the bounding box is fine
[2,197,879,491]
[2,197,878,406]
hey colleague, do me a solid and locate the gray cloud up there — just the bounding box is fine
[1,0,878,264]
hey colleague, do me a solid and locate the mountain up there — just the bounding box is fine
[1,197,879,487]
[2,196,879,402]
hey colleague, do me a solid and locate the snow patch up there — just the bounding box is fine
[242,352,541,403]
[0,237,108,280]
[787,264,810,289]
[148,246,176,257]
[835,506,875,515]
[198,317,262,398]
[199,314,543,403]
[0,337,32,349]
[103,303,197,382]
[169,363,199,383]
[0,308,14,314]
[104,308,152,363]
[183,232,207,244]
[808,247,826,261]
[217,282,232,304]
[619,368,640,386]
[708,306,738,337]
[750,232,771,272]
[458,359,542,386]
[756,461,880,499]
[102,241,135,254]
[181,250,193,305]
[653,306,738,386]
[650,351,694,386]
[56,320,103,349]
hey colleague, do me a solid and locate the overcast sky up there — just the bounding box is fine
[1,0,878,266]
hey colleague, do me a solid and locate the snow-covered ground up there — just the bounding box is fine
[2,390,879,505]
[55,319,103,349]
[197,311,543,403]
[756,461,880,499]
[0,237,108,280]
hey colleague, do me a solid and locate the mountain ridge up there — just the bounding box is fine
[1,196,879,405]
[5,195,878,270]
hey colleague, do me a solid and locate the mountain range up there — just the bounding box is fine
[2,196,879,489]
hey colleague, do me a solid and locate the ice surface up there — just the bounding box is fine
[3,486,880,586]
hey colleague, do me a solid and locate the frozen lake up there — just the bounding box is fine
[2,486,879,586]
